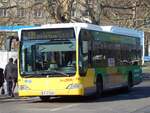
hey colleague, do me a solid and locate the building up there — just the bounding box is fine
[0,0,95,25]
[0,0,53,25]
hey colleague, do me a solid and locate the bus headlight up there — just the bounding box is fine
[19,85,30,90]
[66,84,83,89]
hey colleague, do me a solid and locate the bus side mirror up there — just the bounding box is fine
[133,61,138,66]
[79,65,87,77]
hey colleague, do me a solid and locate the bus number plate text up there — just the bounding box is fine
[41,91,55,95]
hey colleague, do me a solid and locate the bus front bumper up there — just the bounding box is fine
[18,88,84,97]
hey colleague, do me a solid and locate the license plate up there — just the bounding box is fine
[41,91,55,95]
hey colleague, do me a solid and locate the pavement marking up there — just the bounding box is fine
[50,104,79,112]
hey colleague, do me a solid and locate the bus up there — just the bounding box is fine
[18,23,144,101]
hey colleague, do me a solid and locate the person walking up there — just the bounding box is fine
[12,59,18,95]
[0,68,5,95]
[4,58,14,97]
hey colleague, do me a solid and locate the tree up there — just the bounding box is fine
[46,0,74,23]
[0,0,150,29]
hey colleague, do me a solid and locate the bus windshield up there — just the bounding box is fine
[20,28,76,77]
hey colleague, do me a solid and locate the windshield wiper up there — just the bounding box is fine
[22,72,48,78]
[48,70,69,77]
[23,74,41,78]
[22,71,69,77]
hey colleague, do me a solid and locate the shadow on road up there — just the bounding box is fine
[98,86,150,102]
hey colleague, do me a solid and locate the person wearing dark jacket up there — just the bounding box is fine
[0,68,4,94]
[12,59,18,95]
[0,68,4,87]
[4,58,15,97]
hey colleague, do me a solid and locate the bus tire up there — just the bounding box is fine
[96,76,103,97]
[127,72,133,90]
[39,96,50,102]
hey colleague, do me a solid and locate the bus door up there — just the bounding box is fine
[79,39,95,90]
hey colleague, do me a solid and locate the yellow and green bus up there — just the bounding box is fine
[18,23,143,101]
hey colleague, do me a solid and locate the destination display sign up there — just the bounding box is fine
[22,28,75,40]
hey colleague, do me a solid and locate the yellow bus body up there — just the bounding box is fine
[18,69,96,97]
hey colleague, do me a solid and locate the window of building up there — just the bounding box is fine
[1,0,8,3]
[17,8,25,17]
[52,0,56,5]
[34,0,42,3]
[82,10,89,16]
[17,0,25,3]
[71,8,76,17]
[34,9,42,18]
[0,8,8,17]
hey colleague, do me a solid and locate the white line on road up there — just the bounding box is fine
[50,104,79,112]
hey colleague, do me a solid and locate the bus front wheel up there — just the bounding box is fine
[39,96,50,102]
[96,76,103,96]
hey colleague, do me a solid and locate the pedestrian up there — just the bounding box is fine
[4,58,14,97]
[12,59,18,95]
[0,68,5,95]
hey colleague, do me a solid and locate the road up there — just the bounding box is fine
[0,81,150,113]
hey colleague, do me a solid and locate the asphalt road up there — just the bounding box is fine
[0,80,150,113]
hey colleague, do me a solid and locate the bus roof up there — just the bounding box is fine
[21,23,144,38]
[101,26,144,39]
